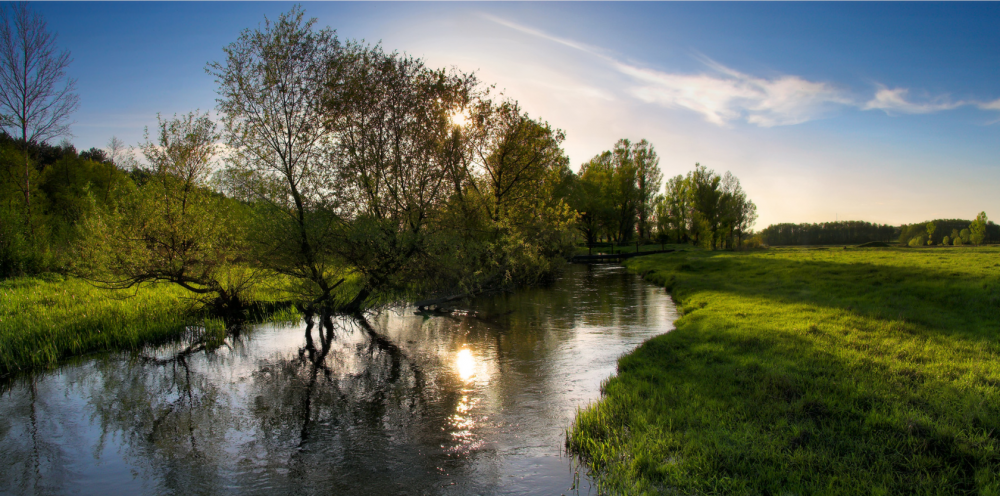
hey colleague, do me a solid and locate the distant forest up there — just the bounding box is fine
[759,221,897,246]
[761,218,998,246]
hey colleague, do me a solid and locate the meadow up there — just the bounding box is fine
[569,246,1000,495]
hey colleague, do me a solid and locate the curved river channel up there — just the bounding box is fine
[1,264,676,495]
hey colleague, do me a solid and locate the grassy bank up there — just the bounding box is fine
[569,246,1000,494]
[0,275,297,379]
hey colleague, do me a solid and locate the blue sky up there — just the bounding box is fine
[32,2,1000,228]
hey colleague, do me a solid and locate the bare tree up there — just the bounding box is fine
[0,2,78,233]
[105,136,132,169]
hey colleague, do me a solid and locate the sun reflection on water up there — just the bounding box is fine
[456,348,475,382]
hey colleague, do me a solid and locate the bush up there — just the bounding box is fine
[0,206,53,278]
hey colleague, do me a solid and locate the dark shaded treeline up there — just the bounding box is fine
[760,221,898,246]
[761,218,997,246]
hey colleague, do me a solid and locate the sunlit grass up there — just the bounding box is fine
[0,274,301,378]
[569,246,1000,494]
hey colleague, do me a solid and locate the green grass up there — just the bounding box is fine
[0,274,299,379]
[569,246,1000,495]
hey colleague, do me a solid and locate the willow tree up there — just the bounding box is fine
[325,43,476,310]
[208,7,345,310]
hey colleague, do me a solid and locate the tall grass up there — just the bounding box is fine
[569,246,1000,495]
[0,274,299,378]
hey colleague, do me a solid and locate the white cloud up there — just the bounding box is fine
[863,86,964,114]
[617,61,852,127]
[977,98,1000,111]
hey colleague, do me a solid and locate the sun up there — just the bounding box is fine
[449,109,468,128]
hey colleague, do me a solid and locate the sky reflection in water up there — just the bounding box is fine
[0,264,676,495]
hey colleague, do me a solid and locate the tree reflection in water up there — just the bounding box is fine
[0,265,676,494]
[79,313,476,494]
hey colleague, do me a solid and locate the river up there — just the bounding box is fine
[0,264,676,495]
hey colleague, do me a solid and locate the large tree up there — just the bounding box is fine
[207,6,345,311]
[465,99,567,225]
[325,42,476,310]
[661,174,690,243]
[0,2,78,235]
[632,139,662,241]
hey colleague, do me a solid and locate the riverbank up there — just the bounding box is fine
[0,275,296,379]
[569,246,1000,494]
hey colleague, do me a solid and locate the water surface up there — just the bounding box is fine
[0,264,676,495]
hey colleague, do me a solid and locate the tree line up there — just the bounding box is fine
[759,221,897,246]
[567,146,758,251]
[759,216,997,247]
[0,5,765,320]
[898,215,997,247]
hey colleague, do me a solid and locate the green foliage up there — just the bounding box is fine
[209,6,346,310]
[568,139,666,246]
[662,164,756,250]
[0,136,133,278]
[970,212,988,246]
[210,7,575,310]
[75,112,261,317]
[570,247,1000,494]
[899,219,996,247]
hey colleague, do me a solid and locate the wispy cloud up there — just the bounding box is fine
[863,86,964,114]
[978,98,1000,111]
[485,15,851,127]
[479,13,612,62]
[484,15,991,127]
[616,61,852,127]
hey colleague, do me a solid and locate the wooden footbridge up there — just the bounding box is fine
[569,249,675,264]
